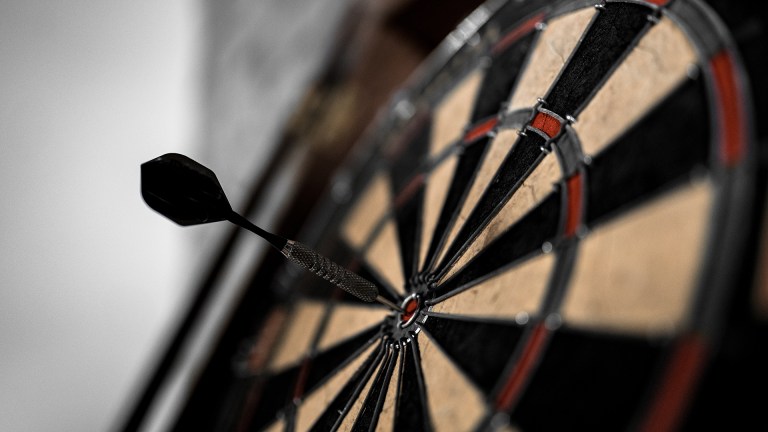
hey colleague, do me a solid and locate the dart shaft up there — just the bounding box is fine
[374,295,401,311]
[281,240,379,303]
[227,212,287,249]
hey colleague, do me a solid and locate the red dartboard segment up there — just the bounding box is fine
[463,117,498,143]
[710,50,746,166]
[491,13,545,55]
[236,386,262,432]
[640,334,709,432]
[645,0,671,6]
[401,297,419,323]
[494,323,551,411]
[565,173,583,238]
[246,309,288,372]
[292,358,313,400]
[394,174,425,209]
[531,111,562,138]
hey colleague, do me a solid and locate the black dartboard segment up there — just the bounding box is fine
[512,328,670,431]
[585,77,711,227]
[422,137,491,273]
[421,315,526,394]
[165,1,765,431]
[307,345,384,431]
[470,31,537,122]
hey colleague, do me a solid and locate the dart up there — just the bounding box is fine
[141,153,401,312]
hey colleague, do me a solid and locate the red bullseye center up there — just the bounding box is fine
[401,298,419,323]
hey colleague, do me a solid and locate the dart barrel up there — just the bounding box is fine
[281,240,379,302]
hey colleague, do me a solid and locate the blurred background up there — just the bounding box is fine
[0,0,358,430]
[0,1,200,431]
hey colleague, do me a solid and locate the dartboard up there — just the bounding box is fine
[159,0,767,431]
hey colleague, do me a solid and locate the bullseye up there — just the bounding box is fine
[400,294,420,327]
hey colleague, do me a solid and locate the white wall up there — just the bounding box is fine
[0,1,200,430]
